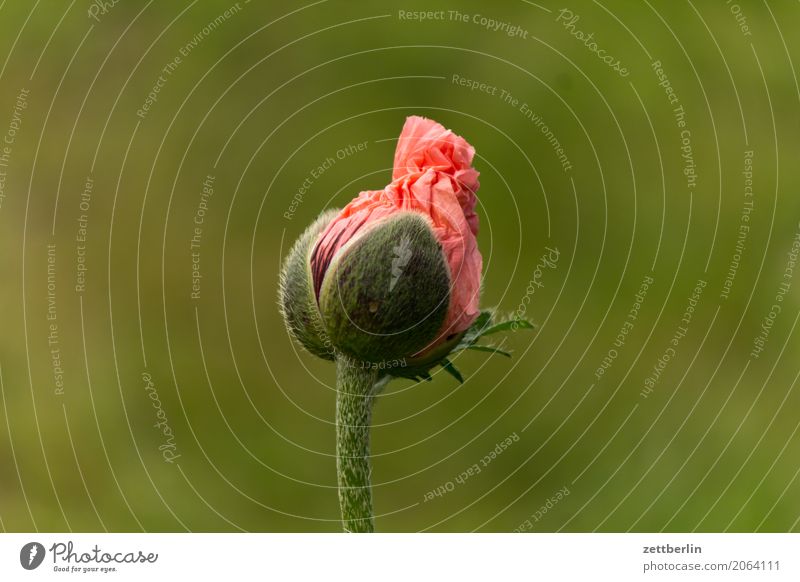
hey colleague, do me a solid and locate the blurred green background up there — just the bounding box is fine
[0,0,799,532]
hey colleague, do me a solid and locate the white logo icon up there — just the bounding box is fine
[389,236,412,291]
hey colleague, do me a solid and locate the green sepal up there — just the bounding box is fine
[465,344,512,357]
[390,308,535,384]
[318,212,450,363]
[279,209,340,360]
[440,359,464,383]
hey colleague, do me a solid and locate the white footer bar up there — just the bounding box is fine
[1,533,796,580]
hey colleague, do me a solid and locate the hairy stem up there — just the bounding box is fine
[335,356,381,533]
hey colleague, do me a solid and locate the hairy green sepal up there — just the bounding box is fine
[279,209,339,360]
[319,212,450,363]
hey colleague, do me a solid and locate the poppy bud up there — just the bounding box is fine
[279,116,484,366]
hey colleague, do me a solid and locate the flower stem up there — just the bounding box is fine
[335,356,380,532]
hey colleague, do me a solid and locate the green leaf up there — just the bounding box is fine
[440,359,464,383]
[465,345,512,357]
[460,310,494,344]
[390,310,535,385]
[478,319,535,336]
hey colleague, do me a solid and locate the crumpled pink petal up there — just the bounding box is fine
[310,116,482,345]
